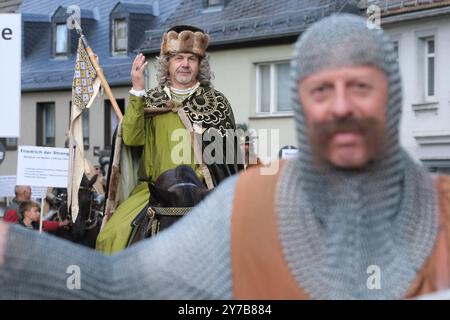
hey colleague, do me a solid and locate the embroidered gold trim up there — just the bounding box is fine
[144,86,235,137]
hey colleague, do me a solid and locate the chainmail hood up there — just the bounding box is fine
[276,13,439,299]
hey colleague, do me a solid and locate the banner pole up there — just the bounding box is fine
[85,45,123,120]
[75,25,123,120]
[39,192,45,234]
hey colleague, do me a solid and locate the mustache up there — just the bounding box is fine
[309,117,386,169]
[177,67,192,73]
[312,117,379,139]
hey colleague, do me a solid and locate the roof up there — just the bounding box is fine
[139,0,359,54]
[117,2,154,15]
[22,12,50,22]
[0,0,22,12]
[19,0,450,92]
[360,0,450,16]
[19,0,180,92]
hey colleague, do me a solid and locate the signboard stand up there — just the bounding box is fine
[15,146,69,234]
[39,194,45,234]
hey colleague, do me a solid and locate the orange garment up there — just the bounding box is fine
[231,162,450,299]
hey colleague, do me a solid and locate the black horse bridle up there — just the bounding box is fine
[143,181,204,235]
[78,185,101,230]
[167,182,202,192]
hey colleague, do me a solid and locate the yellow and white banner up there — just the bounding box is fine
[68,38,100,222]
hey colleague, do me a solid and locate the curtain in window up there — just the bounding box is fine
[44,104,55,146]
[276,63,291,112]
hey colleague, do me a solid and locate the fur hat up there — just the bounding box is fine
[160,25,209,57]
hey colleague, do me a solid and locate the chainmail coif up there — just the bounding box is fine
[276,14,439,299]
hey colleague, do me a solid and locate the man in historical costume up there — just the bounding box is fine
[2,14,450,299]
[95,25,243,255]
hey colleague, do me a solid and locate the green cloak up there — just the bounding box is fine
[96,85,243,254]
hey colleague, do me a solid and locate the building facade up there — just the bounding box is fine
[1,0,359,174]
[0,0,171,175]
[370,0,450,172]
[2,0,449,175]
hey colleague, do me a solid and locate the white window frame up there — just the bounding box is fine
[415,29,437,104]
[112,18,128,55]
[256,61,292,115]
[424,37,435,99]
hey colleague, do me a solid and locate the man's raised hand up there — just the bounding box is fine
[131,53,148,91]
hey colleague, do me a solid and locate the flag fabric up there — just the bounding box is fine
[68,38,101,222]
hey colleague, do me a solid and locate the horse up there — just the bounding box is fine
[128,165,209,246]
[47,174,103,248]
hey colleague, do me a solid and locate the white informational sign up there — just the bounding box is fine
[31,186,51,199]
[0,175,16,197]
[16,146,69,188]
[0,14,21,137]
[281,148,298,159]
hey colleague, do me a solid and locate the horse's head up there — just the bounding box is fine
[46,189,70,221]
[58,198,70,221]
[71,174,100,239]
[128,166,209,244]
[148,165,209,208]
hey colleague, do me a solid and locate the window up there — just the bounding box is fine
[36,102,55,147]
[54,23,68,56]
[392,41,399,63]
[422,159,450,174]
[52,6,73,57]
[0,138,18,151]
[112,19,128,54]
[415,31,437,103]
[104,99,125,148]
[256,62,291,114]
[428,167,450,174]
[424,37,435,98]
[203,0,225,11]
[207,0,224,6]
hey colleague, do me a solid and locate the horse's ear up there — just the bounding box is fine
[148,182,155,203]
[148,182,175,204]
[88,174,98,189]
